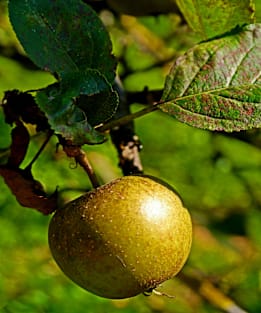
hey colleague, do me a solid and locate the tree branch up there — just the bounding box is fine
[178,268,248,313]
[108,79,144,175]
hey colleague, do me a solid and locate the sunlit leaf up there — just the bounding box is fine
[161,24,261,132]
[8,0,116,82]
[176,0,255,39]
[36,70,118,145]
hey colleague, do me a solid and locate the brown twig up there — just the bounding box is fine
[178,270,248,313]
[62,142,100,188]
[126,88,163,105]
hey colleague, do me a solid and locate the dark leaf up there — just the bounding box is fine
[2,90,49,131]
[36,70,118,145]
[77,91,119,127]
[8,0,116,82]
[161,24,261,132]
[8,123,30,168]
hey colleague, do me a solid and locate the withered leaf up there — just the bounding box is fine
[0,165,57,215]
[8,123,30,168]
[2,90,49,131]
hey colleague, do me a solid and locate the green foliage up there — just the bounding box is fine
[8,0,118,144]
[161,24,261,131]
[176,0,255,39]
[7,0,260,138]
[8,0,116,81]
[1,0,261,312]
[0,56,55,100]
[36,71,118,145]
[1,108,261,312]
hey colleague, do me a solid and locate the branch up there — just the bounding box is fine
[178,270,248,313]
[108,79,144,175]
[126,88,163,105]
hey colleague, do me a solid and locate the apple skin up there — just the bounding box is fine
[48,175,192,299]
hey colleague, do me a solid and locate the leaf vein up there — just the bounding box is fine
[228,44,255,86]
[37,11,79,72]
[181,47,218,96]
[172,84,260,102]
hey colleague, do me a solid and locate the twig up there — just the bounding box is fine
[25,131,53,170]
[178,271,248,313]
[62,143,100,188]
[97,102,159,133]
[108,79,146,175]
[126,88,163,105]
[97,86,163,133]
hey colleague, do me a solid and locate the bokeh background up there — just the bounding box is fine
[1,1,261,312]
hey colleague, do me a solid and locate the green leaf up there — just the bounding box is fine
[8,0,116,82]
[36,70,118,145]
[161,24,261,132]
[76,92,119,127]
[176,0,255,40]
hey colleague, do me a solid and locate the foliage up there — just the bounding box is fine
[161,24,261,131]
[8,0,118,145]
[0,0,261,312]
[6,0,261,141]
[176,0,255,39]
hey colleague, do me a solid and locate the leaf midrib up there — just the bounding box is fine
[36,10,80,73]
[163,83,261,103]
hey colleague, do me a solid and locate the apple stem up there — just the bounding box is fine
[75,149,100,189]
[62,143,100,189]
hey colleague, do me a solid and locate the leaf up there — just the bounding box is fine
[176,0,255,40]
[36,70,118,145]
[160,24,261,132]
[2,90,49,131]
[8,0,116,82]
[76,91,119,127]
[0,165,57,214]
[8,123,30,168]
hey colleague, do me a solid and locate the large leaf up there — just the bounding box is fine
[176,0,255,40]
[36,70,118,145]
[160,24,261,132]
[8,0,116,82]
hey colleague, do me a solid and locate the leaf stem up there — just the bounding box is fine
[97,102,160,132]
[25,131,53,170]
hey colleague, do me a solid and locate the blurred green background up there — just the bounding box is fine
[1,1,261,312]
